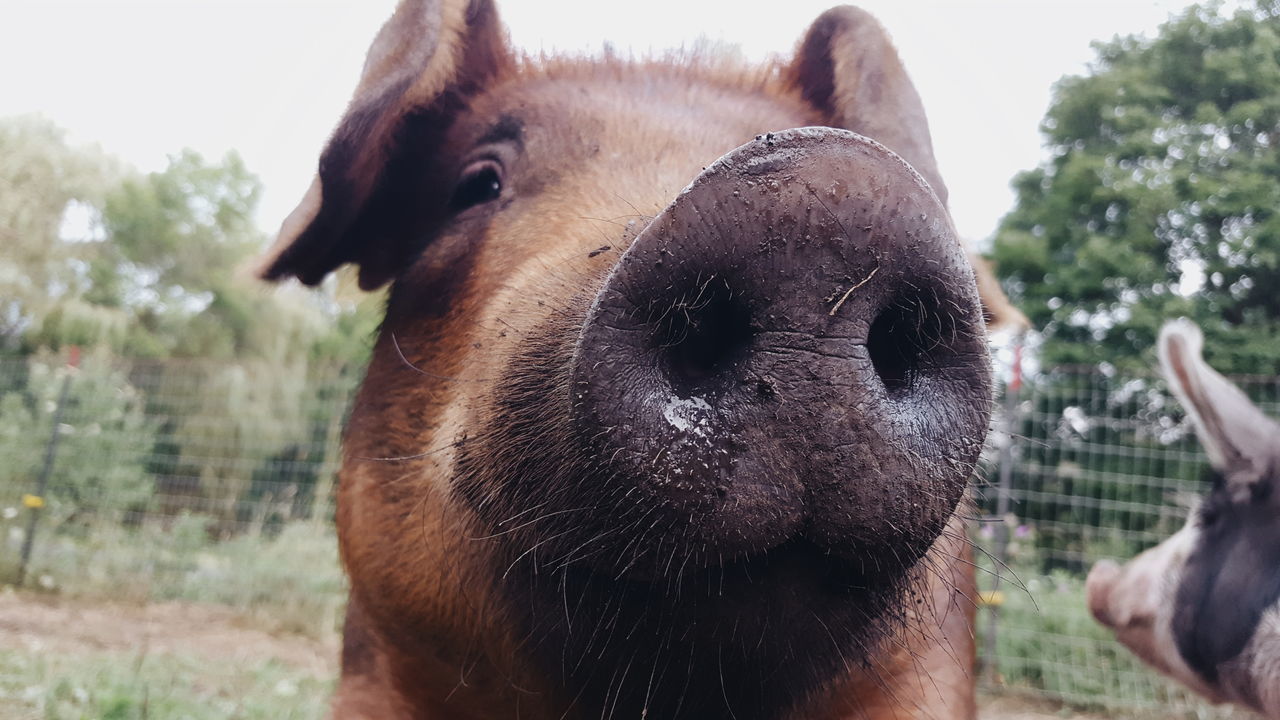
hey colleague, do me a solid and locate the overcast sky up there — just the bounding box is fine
[1,0,1223,248]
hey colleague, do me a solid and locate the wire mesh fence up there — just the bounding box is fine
[0,351,358,636]
[0,348,1269,716]
[973,361,1278,718]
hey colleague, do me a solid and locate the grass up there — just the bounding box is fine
[0,516,343,720]
[0,646,332,720]
[1,516,346,639]
[978,566,1244,718]
[0,511,1247,719]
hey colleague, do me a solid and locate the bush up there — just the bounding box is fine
[0,355,155,533]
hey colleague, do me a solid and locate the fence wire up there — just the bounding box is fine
[0,350,1268,716]
[974,362,1277,718]
[0,352,357,635]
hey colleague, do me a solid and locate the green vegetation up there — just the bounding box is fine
[0,357,155,531]
[0,646,332,720]
[0,515,343,719]
[996,367,1213,574]
[0,115,381,364]
[982,569,1227,717]
[0,517,345,640]
[0,110,362,720]
[993,0,1280,374]
[0,114,375,592]
[0,352,359,589]
[976,523,1240,717]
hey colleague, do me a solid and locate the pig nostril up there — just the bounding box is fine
[657,291,754,394]
[867,297,953,398]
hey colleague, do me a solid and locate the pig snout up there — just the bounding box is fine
[1086,559,1124,628]
[571,127,992,569]
[1082,532,1233,707]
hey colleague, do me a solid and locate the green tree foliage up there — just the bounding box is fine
[993,1,1280,373]
[8,133,382,369]
[30,147,281,360]
[0,115,380,537]
[92,150,263,357]
[0,116,118,348]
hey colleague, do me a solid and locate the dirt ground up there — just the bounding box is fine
[978,695,1112,720]
[0,590,337,678]
[0,590,1109,719]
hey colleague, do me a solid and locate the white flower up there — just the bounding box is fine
[273,679,299,697]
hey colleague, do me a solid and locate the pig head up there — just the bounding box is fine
[1087,319,1280,717]
[259,1,1022,718]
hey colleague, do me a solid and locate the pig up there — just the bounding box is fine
[1087,319,1280,717]
[257,1,1024,718]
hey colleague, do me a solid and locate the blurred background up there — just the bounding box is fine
[1,1,1277,718]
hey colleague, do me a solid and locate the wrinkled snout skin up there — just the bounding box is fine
[568,129,990,569]
[258,2,1024,719]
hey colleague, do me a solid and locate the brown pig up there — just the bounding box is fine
[258,2,1023,718]
[1087,319,1280,717]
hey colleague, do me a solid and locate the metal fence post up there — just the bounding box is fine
[983,336,1022,684]
[16,346,78,587]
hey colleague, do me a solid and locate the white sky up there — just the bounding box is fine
[1,0,1219,248]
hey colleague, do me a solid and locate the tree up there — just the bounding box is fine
[78,150,375,529]
[0,116,118,348]
[87,148,265,358]
[992,1,1280,374]
[1,116,381,534]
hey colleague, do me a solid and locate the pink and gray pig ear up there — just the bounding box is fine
[786,6,946,204]
[255,0,512,290]
[1159,318,1280,503]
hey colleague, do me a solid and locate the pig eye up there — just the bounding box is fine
[450,160,504,212]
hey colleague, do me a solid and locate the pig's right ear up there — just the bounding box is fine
[969,253,1029,333]
[787,6,946,204]
[1159,319,1280,502]
[256,0,511,290]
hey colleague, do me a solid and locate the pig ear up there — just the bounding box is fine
[255,0,512,290]
[1159,319,1279,500]
[788,6,946,203]
[969,253,1029,333]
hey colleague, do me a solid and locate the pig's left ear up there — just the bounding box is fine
[1159,319,1280,502]
[787,6,946,203]
[256,0,512,290]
